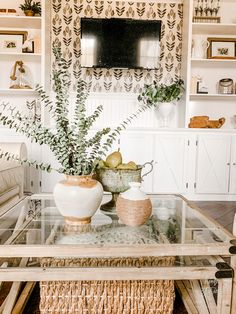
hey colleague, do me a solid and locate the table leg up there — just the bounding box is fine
[230,256,236,314]
[230,214,236,314]
[217,278,232,314]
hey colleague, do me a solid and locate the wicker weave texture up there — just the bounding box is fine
[40,280,174,314]
[116,197,152,226]
[40,257,175,314]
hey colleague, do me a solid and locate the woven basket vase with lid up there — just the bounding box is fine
[116,182,152,226]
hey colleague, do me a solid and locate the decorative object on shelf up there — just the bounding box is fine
[188,116,225,128]
[157,102,175,127]
[232,115,236,128]
[0,9,17,15]
[207,38,236,59]
[116,182,152,226]
[197,78,208,94]
[191,75,202,94]
[0,30,27,53]
[9,60,33,89]
[0,48,153,225]
[19,0,41,16]
[192,35,209,59]
[96,163,153,213]
[138,79,185,128]
[22,32,34,53]
[218,78,234,94]
[193,0,221,23]
[193,16,220,23]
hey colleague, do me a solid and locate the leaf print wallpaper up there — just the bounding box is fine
[51,0,183,93]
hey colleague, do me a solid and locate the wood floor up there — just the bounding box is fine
[194,201,236,234]
[1,201,236,314]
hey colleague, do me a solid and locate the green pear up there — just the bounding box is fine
[117,161,138,170]
[105,151,122,168]
[117,163,129,170]
[97,160,106,168]
[127,161,137,170]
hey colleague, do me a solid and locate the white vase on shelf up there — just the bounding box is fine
[192,36,210,59]
[156,102,175,128]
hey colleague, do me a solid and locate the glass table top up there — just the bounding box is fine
[0,194,234,258]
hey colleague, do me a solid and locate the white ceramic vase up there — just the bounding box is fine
[53,175,103,225]
[157,102,175,127]
[192,36,209,59]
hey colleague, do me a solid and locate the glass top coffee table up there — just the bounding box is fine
[0,194,235,314]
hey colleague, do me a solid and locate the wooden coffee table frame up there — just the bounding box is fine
[0,194,235,314]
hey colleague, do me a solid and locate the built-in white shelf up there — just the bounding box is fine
[0,15,41,29]
[192,22,236,35]
[0,52,41,57]
[190,93,236,99]
[0,88,37,95]
[191,58,236,63]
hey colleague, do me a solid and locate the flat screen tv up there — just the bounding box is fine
[81,18,161,69]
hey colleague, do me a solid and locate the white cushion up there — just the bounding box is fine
[0,167,24,196]
[0,195,20,217]
[0,185,19,205]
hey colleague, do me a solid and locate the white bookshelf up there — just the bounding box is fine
[0,15,41,29]
[0,88,37,95]
[0,52,41,58]
[183,0,236,129]
[192,22,236,35]
[190,93,236,99]
[0,0,46,94]
[191,58,236,63]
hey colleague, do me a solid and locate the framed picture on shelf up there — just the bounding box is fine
[207,37,236,59]
[197,81,208,94]
[0,31,28,53]
[22,41,34,53]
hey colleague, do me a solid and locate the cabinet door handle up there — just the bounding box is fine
[227,163,230,166]
[233,163,236,166]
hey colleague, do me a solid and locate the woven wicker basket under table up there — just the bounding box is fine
[40,223,175,314]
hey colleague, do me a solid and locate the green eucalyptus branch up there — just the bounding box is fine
[0,150,52,173]
[0,47,155,176]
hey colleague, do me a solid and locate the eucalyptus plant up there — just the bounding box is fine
[138,79,184,106]
[0,49,152,176]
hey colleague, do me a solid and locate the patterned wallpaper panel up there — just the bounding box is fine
[51,0,183,93]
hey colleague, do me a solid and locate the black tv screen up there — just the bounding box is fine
[81,18,161,69]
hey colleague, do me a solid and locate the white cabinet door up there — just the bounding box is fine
[120,132,154,193]
[153,134,189,193]
[195,134,231,194]
[229,135,236,194]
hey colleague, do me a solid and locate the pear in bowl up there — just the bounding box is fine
[105,151,122,168]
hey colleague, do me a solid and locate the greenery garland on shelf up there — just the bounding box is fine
[0,49,152,176]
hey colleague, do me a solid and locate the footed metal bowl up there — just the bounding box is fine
[96,162,153,213]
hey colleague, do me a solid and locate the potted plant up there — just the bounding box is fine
[0,48,152,224]
[138,79,185,127]
[19,0,41,16]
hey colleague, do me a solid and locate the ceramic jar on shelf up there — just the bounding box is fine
[192,35,210,59]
